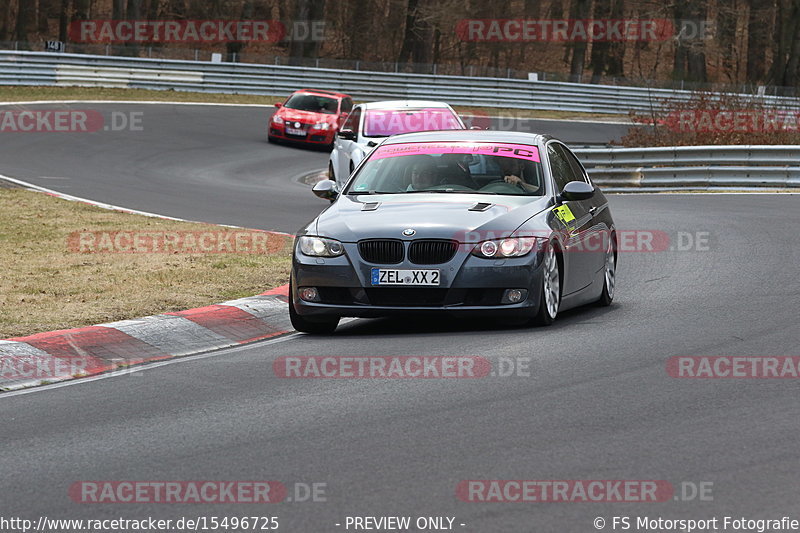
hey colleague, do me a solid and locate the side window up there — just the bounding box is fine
[342,107,361,135]
[547,143,573,193]
[560,144,590,184]
[341,98,353,113]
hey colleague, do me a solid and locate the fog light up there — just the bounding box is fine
[501,289,527,304]
[299,287,320,302]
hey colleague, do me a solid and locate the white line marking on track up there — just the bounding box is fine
[0,173,294,236]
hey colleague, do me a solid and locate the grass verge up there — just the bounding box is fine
[0,86,628,121]
[0,86,284,105]
[0,187,292,339]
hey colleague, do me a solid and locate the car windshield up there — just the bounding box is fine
[363,108,463,137]
[345,141,544,196]
[283,93,338,114]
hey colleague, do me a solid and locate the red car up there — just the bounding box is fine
[268,89,353,149]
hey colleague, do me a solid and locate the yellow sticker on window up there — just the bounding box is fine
[553,204,576,224]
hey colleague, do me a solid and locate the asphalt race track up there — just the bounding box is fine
[0,103,629,232]
[1,102,799,532]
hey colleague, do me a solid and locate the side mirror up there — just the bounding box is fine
[274,102,283,108]
[560,181,595,201]
[312,179,338,202]
[338,129,356,141]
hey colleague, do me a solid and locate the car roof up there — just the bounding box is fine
[295,89,350,99]
[359,100,454,110]
[380,130,551,145]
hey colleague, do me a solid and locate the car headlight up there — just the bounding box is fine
[313,122,331,130]
[272,116,284,125]
[471,237,538,258]
[298,236,345,257]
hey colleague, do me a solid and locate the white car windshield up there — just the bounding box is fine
[346,141,544,196]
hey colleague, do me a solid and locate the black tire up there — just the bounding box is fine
[328,162,336,182]
[288,283,339,334]
[596,233,616,307]
[267,135,277,144]
[531,241,561,326]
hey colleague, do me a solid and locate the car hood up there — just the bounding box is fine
[313,193,551,242]
[277,109,335,123]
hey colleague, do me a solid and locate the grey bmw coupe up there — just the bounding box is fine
[290,130,616,334]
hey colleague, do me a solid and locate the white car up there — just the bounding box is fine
[327,100,466,188]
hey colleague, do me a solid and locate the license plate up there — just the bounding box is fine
[285,127,306,136]
[371,268,440,286]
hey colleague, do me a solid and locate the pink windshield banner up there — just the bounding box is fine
[371,142,541,163]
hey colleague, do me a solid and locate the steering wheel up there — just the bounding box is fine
[479,180,525,193]
[426,184,475,192]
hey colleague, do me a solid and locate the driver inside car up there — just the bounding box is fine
[407,159,439,191]
[498,156,540,193]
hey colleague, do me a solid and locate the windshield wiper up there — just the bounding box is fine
[403,190,499,194]
[346,190,396,195]
[347,190,502,195]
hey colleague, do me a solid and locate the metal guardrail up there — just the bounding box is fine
[3,50,800,114]
[573,145,800,190]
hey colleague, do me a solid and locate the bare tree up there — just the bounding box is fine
[58,0,70,41]
[287,0,325,63]
[397,0,435,70]
[589,0,626,83]
[567,0,591,82]
[15,0,35,41]
[746,0,771,83]
[672,0,708,83]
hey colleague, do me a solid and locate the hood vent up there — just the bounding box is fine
[469,202,493,212]
[361,202,381,211]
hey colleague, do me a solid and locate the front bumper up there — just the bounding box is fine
[291,241,546,318]
[268,124,335,144]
